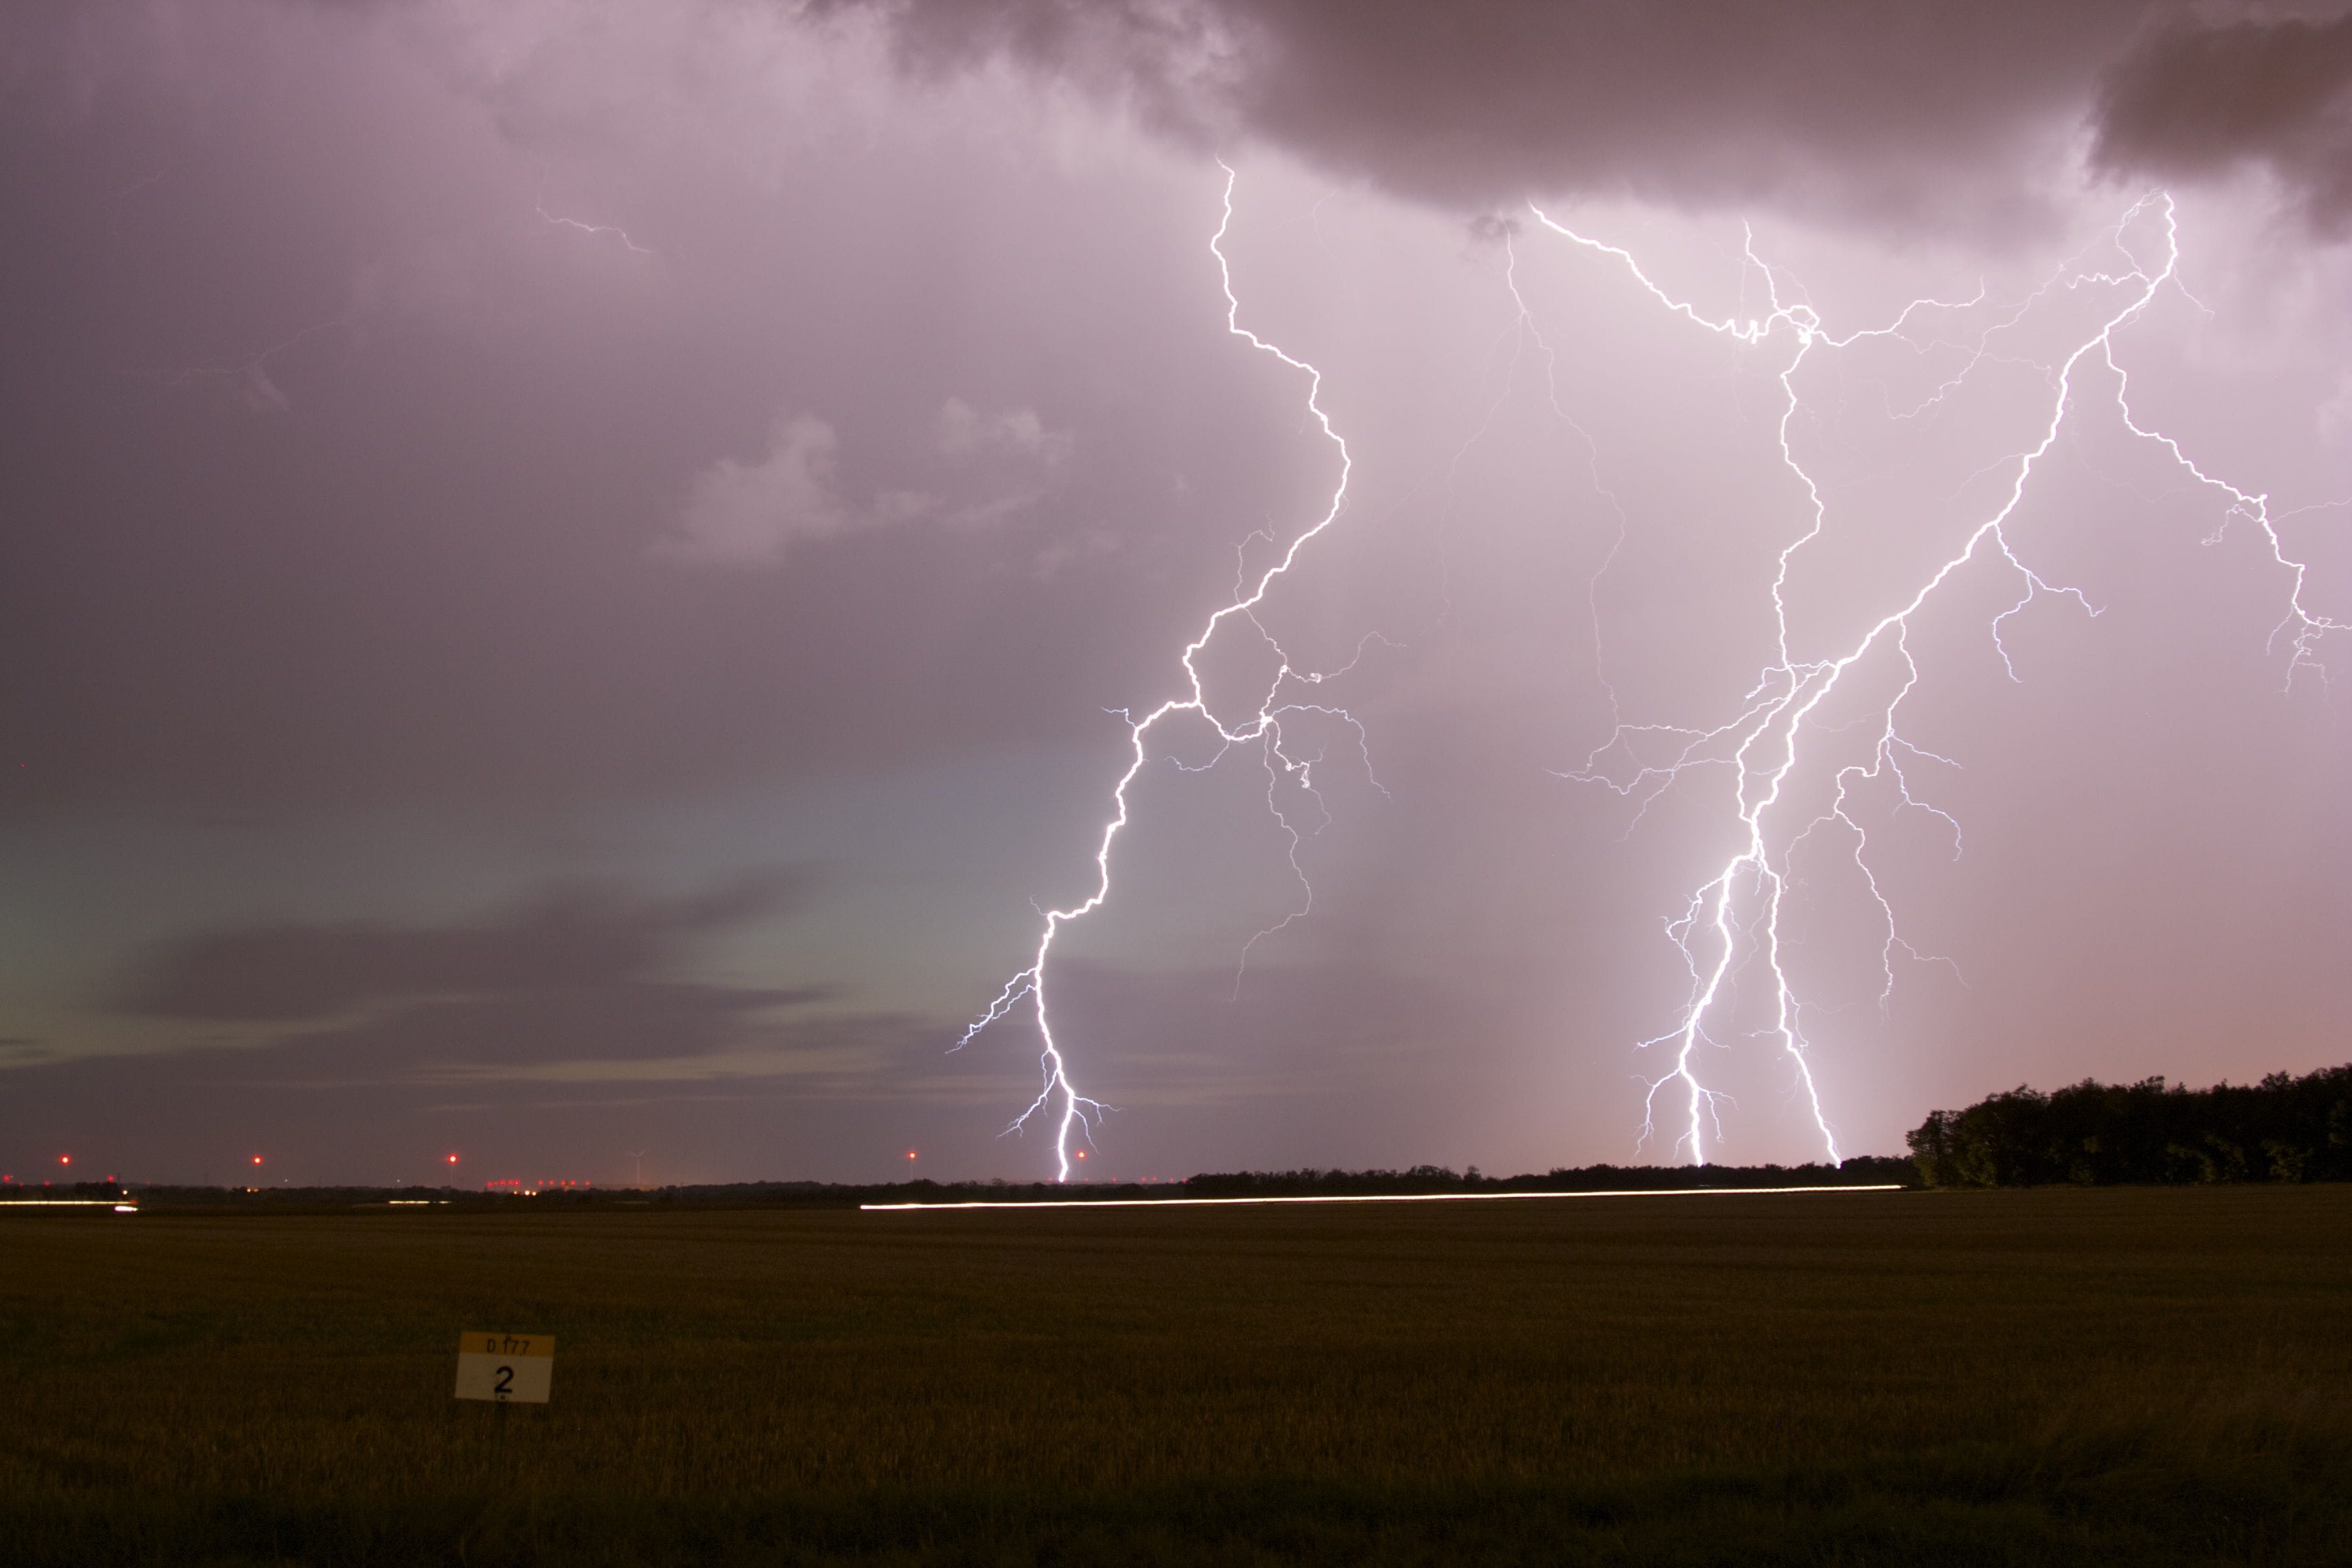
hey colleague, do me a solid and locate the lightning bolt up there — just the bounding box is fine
[1531,193,2342,1164]
[534,161,653,255]
[131,316,353,412]
[960,164,1363,1179]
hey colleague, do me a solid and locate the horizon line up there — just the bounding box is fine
[862,1183,1907,1212]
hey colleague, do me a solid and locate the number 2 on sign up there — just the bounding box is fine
[455,1331,553,1403]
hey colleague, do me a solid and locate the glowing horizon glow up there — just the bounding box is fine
[1530,192,2342,1164]
[863,1183,1904,1211]
[957,163,1362,1181]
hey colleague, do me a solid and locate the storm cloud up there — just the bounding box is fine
[845,0,2192,227]
[1,1,2346,1185]
[2093,12,2352,231]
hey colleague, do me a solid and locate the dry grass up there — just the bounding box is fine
[2,1186,2347,1563]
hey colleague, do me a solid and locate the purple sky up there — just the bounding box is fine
[3,1,2347,1186]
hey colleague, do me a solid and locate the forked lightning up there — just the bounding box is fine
[967,170,2340,1178]
[958,166,1361,1179]
[1538,193,2341,1162]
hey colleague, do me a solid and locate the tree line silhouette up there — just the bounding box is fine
[1908,1064,2352,1187]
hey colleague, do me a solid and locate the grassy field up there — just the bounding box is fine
[2,1186,2347,1565]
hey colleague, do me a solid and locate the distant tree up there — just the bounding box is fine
[1909,1065,2352,1187]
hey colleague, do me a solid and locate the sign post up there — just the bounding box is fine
[455,1330,553,1405]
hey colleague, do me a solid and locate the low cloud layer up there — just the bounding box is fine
[0,871,973,1178]
[112,873,817,1027]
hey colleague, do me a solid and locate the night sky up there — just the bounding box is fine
[3,1,2347,1187]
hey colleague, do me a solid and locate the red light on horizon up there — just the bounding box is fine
[251,1155,264,1166]
[1075,1150,1087,1160]
[446,1154,459,1164]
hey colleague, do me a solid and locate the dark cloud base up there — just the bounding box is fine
[834,0,2352,238]
[840,0,2287,231]
[2093,12,2352,233]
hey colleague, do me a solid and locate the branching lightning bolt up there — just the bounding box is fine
[959,165,1363,1179]
[1533,193,2342,1164]
[131,316,353,412]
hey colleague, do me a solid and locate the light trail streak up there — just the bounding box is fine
[864,1183,1902,1211]
[958,164,1363,1179]
[1533,193,2340,1164]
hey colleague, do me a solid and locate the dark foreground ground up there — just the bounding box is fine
[2,1187,2346,1566]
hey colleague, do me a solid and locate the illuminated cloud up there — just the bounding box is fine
[657,399,1075,565]
[936,397,1073,468]
[932,397,1075,527]
[658,415,854,566]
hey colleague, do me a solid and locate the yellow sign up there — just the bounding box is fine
[454,1330,554,1403]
